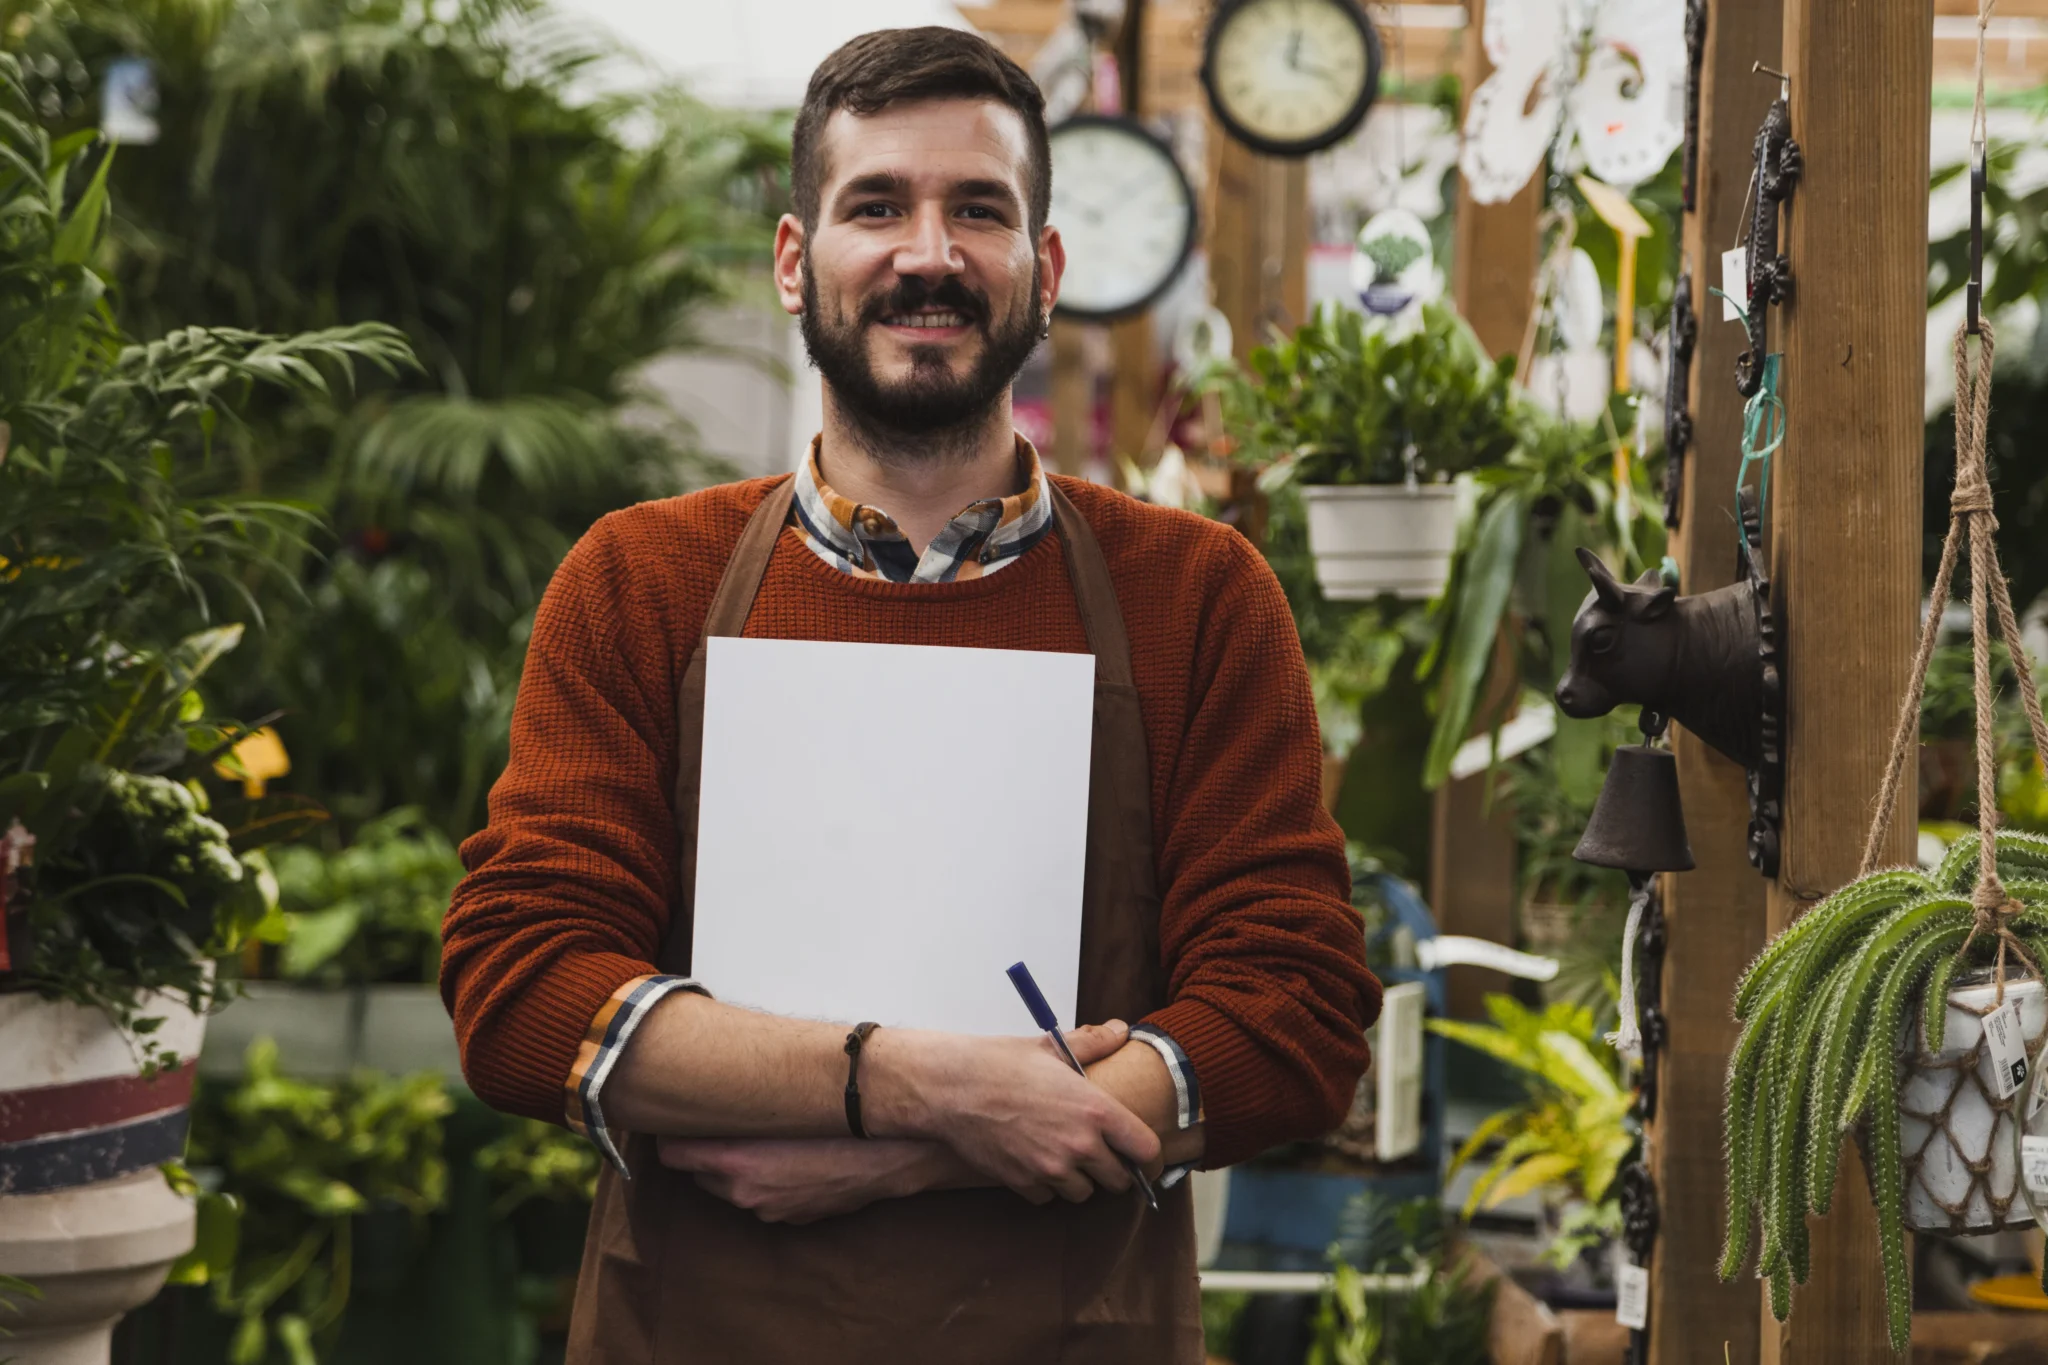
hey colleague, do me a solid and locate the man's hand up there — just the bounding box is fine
[863,1019,1161,1205]
[658,1136,959,1224]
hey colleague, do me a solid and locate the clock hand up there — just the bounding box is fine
[1285,29,1303,70]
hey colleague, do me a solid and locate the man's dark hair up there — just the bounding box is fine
[790,27,1051,235]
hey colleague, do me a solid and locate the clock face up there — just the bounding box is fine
[1047,116,1197,322]
[1203,0,1381,157]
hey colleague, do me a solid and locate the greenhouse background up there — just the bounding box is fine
[3,0,2048,1362]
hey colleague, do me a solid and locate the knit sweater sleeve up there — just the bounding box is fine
[1138,533,1381,1168]
[441,513,683,1124]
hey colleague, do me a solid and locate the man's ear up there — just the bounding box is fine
[773,213,807,317]
[1577,546,1623,607]
[1039,223,1065,319]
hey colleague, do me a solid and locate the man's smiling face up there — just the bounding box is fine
[778,97,1063,443]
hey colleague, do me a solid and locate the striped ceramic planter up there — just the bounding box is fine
[0,988,204,1364]
[0,988,206,1193]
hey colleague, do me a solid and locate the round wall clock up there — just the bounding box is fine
[1202,0,1382,158]
[1047,114,1198,322]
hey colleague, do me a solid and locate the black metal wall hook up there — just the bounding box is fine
[1734,92,1799,398]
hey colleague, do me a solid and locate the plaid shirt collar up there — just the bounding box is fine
[788,435,1053,584]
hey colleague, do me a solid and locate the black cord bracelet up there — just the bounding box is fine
[843,1021,880,1139]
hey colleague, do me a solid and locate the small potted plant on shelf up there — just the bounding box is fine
[0,51,411,1357]
[1202,301,1520,602]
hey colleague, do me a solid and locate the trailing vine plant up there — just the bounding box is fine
[1722,318,2048,1351]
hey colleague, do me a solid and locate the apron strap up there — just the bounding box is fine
[703,475,799,640]
[1045,481,1135,690]
[660,476,796,972]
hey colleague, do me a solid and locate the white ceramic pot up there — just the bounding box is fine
[1898,971,2047,1233]
[1299,483,1461,601]
[0,989,207,1364]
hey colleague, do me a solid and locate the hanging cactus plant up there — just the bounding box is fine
[1721,829,2048,1352]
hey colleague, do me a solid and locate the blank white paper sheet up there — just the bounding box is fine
[692,636,1096,1033]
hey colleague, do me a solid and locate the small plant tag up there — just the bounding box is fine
[1720,248,1748,321]
[1616,1262,1650,1330]
[1984,1001,2030,1101]
[2023,1135,2048,1198]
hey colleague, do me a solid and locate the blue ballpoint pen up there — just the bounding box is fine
[1006,961,1160,1212]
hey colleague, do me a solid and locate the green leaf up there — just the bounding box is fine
[279,903,367,978]
[50,141,112,266]
[1422,489,1528,789]
[1534,1030,1624,1102]
[1485,1152,1579,1206]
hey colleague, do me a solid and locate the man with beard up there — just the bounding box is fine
[442,26,1379,1364]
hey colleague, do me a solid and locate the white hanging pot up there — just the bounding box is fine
[1300,482,1461,601]
[0,987,207,1364]
[1897,969,2047,1234]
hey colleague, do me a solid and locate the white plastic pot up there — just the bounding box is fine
[0,988,207,1363]
[1898,972,2046,1233]
[1300,483,1461,601]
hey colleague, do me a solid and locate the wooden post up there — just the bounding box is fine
[1049,319,1092,477]
[1430,0,1539,1012]
[1204,131,1307,361]
[1110,0,1159,469]
[1449,0,1542,361]
[1650,4,1781,1362]
[1765,0,1932,1358]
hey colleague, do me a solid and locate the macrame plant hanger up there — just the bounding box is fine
[1857,0,2048,1238]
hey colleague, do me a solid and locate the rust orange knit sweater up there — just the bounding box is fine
[442,475,1380,1167]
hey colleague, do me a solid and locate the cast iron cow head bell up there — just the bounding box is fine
[1554,547,1764,772]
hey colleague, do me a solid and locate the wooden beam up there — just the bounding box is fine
[1204,129,1308,362]
[1431,0,1527,1017]
[1765,0,1933,1358]
[1648,5,1781,1363]
[1428,774,1516,1019]
[1449,0,1541,361]
[1110,0,1159,473]
[1049,319,1091,477]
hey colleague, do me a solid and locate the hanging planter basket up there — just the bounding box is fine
[1300,482,1460,601]
[1898,967,2048,1234]
[1720,317,2048,1353]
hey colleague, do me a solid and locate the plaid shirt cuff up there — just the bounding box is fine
[566,974,706,1175]
[1128,1022,1202,1131]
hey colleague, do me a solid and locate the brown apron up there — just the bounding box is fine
[567,477,1202,1365]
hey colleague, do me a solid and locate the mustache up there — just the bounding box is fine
[857,277,989,328]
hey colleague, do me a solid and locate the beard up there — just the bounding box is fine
[800,264,1044,463]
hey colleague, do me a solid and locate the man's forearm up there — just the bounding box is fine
[601,990,1163,1204]
[603,992,859,1139]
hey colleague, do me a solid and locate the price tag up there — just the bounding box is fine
[1720,247,1748,321]
[1984,1000,2030,1101]
[1616,1262,1650,1330]
[2023,1135,2048,1198]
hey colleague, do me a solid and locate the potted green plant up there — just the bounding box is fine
[1720,832,2048,1350]
[1429,995,1632,1296]
[1203,301,1520,601]
[0,49,409,1359]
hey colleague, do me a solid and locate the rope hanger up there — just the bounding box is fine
[1860,0,2044,1003]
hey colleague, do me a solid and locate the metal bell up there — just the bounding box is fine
[1573,744,1696,872]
